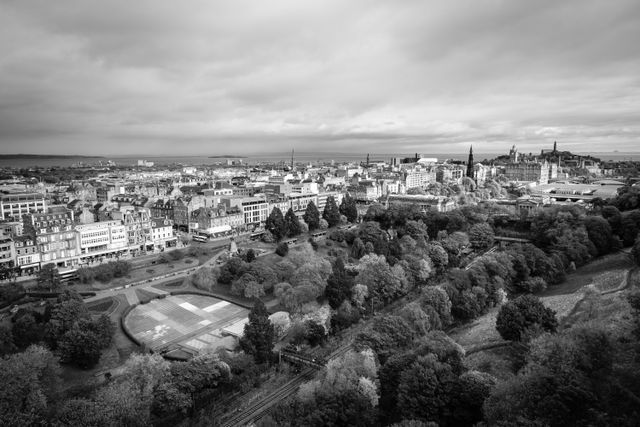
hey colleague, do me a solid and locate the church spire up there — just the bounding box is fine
[466,145,474,178]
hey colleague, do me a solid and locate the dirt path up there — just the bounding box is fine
[452,251,634,352]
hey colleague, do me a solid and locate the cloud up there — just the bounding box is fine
[0,0,639,155]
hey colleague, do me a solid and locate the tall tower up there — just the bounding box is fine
[553,141,557,153]
[290,149,294,171]
[466,145,474,178]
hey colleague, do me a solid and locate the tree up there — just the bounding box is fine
[350,237,366,259]
[303,201,321,231]
[240,299,275,364]
[275,242,289,257]
[191,267,219,292]
[45,290,89,348]
[355,315,414,363]
[304,320,327,346]
[244,248,257,263]
[357,254,405,306]
[244,280,265,299]
[37,263,62,292]
[284,208,302,237]
[0,345,61,426]
[325,257,354,309]
[12,312,44,348]
[58,320,103,368]
[496,295,558,341]
[632,236,640,266]
[266,207,286,241]
[0,324,16,356]
[396,354,458,424]
[468,223,495,250]
[584,216,616,256]
[322,196,341,228]
[340,194,358,223]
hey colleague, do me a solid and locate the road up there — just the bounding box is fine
[84,244,228,305]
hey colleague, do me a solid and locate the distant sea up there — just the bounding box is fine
[0,151,637,169]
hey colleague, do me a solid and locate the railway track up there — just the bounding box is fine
[218,343,353,427]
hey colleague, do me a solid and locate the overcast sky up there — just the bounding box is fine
[1,0,639,156]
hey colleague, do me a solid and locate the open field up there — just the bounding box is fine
[124,294,249,355]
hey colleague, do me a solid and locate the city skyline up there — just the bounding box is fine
[1,0,639,156]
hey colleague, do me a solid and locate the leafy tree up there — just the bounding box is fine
[584,216,616,256]
[632,236,640,266]
[37,263,62,292]
[12,312,44,348]
[231,272,257,296]
[244,248,257,263]
[303,201,321,231]
[191,267,219,292]
[240,299,275,364]
[357,254,405,305]
[450,371,495,426]
[322,196,341,228]
[217,257,247,284]
[0,345,61,426]
[45,290,89,348]
[284,208,302,237]
[339,194,358,223]
[350,237,366,259]
[325,257,354,309]
[244,280,265,299]
[519,276,547,293]
[496,295,558,341]
[396,354,458,424]
[275,242,289,257]
[0,324,16,356]
[0,282,25,305]
[355,315,414,363]
[58,320,104,368]
[266,207,286,241]
[419,286,453,328]
[304,320,326,346]
[468,223,495,250]
[398,302,433,336]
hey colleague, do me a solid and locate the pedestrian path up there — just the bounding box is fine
[123,288,139,305]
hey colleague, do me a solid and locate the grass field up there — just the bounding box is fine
[124,294,249,355]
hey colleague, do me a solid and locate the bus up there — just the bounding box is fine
[283,238,298,246]
[250,231,266,241]
[311,231,327,241]
[192,235,208,243]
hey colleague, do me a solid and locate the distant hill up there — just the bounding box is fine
[0,154,104,159]
[208,155,246,158]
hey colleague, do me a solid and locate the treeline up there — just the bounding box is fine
[77,260,132,284]
[0,290,114,368]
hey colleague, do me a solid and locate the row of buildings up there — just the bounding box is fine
[0,201,176,276]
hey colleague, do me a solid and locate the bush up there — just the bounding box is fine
[275,243,289,257]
